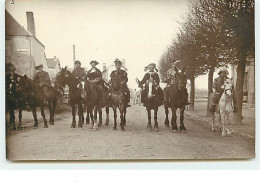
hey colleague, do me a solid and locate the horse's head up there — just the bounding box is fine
[16,74,29,92]
[224,78,233,98]
[174,67,187,90]
[55,67,73,88]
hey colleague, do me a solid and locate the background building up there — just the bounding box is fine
[47,56,61,84]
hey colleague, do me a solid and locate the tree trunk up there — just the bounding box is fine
[190,74,195,110]
[206,66,215,116]
[234,52,246,124]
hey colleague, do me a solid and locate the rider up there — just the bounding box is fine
[164,59,190,106]
[86,60,106,105]
[139,63,164,106]
[209,66,238,113]
[33,64,51,88]
[5,63,19,103]
[72,60,86,98]
[109,59,131,107]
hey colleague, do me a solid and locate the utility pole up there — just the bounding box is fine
[73,44,75,63]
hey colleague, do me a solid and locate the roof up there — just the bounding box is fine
[5,10,45,47]
[47,58,59,68]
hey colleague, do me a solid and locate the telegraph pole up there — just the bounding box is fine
[73,44,76,63]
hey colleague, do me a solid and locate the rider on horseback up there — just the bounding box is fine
[72,60,86,98]
[33,64,51,88]
[109,59,131,107]
[86,60,107,106]
[139,63,164,106]
[209,66,238,113]
[164,60,190,106]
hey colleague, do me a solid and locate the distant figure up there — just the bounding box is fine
[133,89,141,105]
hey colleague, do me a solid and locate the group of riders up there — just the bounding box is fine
[6,58,237,118]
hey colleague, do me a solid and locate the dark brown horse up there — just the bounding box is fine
[84,80,109,130]
[16,74,58,128]
[6,73,26,131]
[164,67,187,133]
[110,74,127,131]
[55,68,84,128]
[137,78,161,132]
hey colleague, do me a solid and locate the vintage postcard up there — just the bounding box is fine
[5,0,255,160]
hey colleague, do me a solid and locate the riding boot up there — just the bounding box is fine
[125,90,131,107]
[232,90,238,113]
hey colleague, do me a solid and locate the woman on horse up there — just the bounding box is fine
[139,63,164,106]
[86,60,106,106]
[210,66,237,113]
[109,59,131,107]
[72,60,86,98]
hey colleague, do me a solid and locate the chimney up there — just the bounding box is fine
[103,63,106,71]
[26,12,36,36]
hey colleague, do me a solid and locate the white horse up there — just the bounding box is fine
[212,78,234,136]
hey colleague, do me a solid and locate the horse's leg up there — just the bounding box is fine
[123,107,127,126]
[86,108,90,124]
[226,113,232,136]
[93,107,99,130]
[98,108,102,126]
[17,106,23,130]
[113,107,117,130]
[154,107,158,132]
[212,111,216,132]
[164,104,169,127]
[48,100,54,125]
[77,103,83,128]
[220,113,226,136]
[105,105,109,125]
[52,99,57,124]
[147,108,152,132]
[32,106,38,128]
[119,107,125,131]
[171,107,178,132]
[40,104,48,128]
[179,106,187,133]
[71,104,76,128]
[88,107,94,129]
[10,108,16,130]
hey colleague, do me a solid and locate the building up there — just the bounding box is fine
[231,57,255,105]
[47,56,61,83]
[5,10,48,78]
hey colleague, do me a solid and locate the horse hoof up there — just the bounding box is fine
[222,133,226,137]
[71,125,76,128]
[93,127,98,131]
[154,128,159,132]
[105,122,109,125]
[113,127,117,131]
[165,124,169,127]
[212,128,217,132]
[172,129,178,133]
[180,129,187,133]
[121,127,125,131]
[44,125,48,128]
[49,122,54,125]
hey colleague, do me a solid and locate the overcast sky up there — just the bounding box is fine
[6,0,213,90]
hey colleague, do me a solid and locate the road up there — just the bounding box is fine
[6,104,255,160]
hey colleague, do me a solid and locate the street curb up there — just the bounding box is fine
[185,111,255,140]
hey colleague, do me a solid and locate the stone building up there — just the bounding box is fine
[5,10,48,78]
[47,56,61,84]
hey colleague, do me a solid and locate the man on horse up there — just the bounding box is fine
[6,63,19,108]
[209,66,237,113]
[33,64,51,88]
[164,60,190,106]
[109,59,131,107]
[72,60,86,98]
[139,63,164,106]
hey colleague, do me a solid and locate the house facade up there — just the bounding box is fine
[5,10,48,79]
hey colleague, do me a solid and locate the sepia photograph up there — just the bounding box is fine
[5,0,255,161]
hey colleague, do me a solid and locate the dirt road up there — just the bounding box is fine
[6,105,255,160]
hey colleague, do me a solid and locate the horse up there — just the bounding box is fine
[84,79,109,130]
[164,67,187,133]
[136,77,161,132]
[6,73,26,131]
[211,78,234,136]
[55,67,84,128]
[110,74,127,131]
[16,74,57,128]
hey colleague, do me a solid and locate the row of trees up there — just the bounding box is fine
[158,0,254,123]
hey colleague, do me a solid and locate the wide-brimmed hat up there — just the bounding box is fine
[90,60,99,65]
[148,63,156,68]
[74,60,81,65]
[114,58,122,65]
[6,63,16,71]
[35,64,43,70]
[218,67,229,75]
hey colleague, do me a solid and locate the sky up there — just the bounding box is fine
[6,0,214,90]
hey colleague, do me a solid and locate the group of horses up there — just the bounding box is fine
[6,67,234,137]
